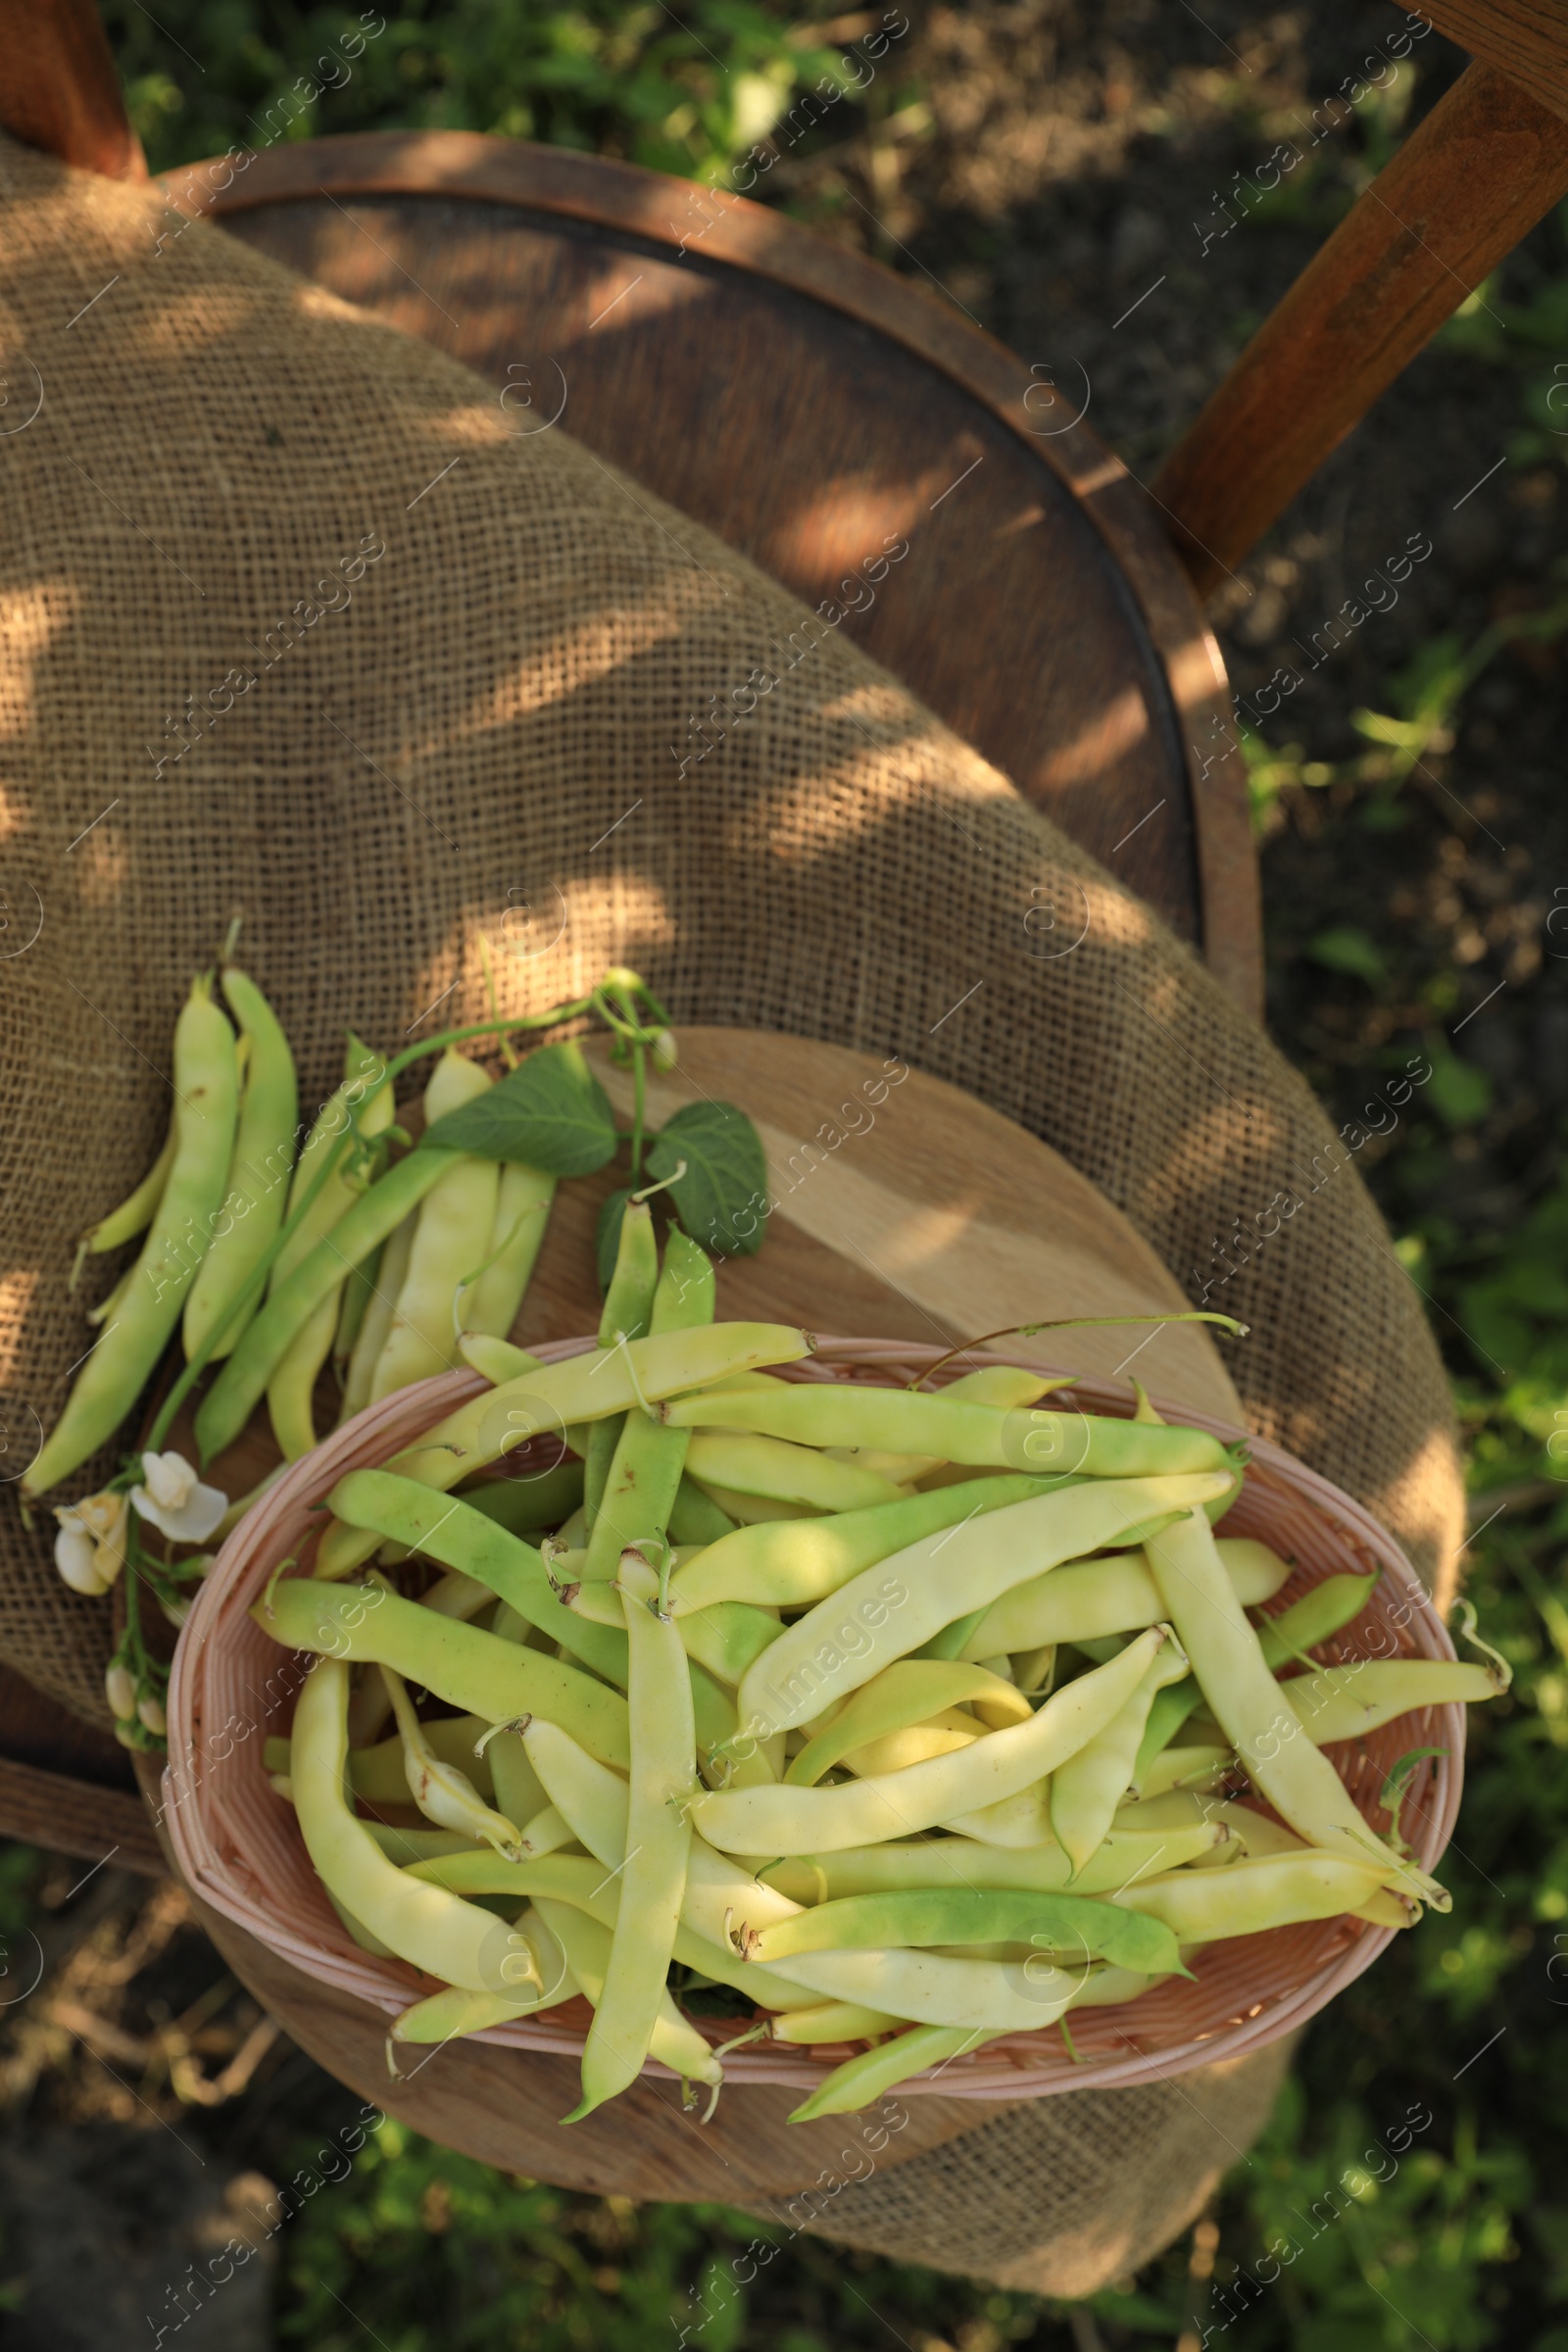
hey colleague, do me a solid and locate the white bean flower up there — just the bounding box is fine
[130,1450,228,1544]
[53,1491,129,1596]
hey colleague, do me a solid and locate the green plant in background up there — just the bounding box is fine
[1243,596,1568,840]
[103,0,893,188]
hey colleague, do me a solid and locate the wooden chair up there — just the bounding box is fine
[3,0,1567,1871]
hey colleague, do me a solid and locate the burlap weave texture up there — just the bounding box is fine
[0,127,1460,2286]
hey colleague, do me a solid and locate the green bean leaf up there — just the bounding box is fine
[646,1102,767,1257]
[595,1188,638,1293]
[418,1042,617,1176]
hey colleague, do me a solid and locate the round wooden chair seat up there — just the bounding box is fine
[188,132,1259,1014]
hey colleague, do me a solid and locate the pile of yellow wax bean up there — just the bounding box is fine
[25,967,562,1508]
[255,1215,1506,2123]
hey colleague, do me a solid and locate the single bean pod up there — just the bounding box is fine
[25,976,239,1497]
[371,1051,499,1398]
[569,1546,697,2120]
[742,1886,1183,1978]
[314,1322,812,1581]
[684,1432,906,1515]
[1050,1634,1193,1873]
[701,1630,1170,1855]
[760,1820,1225,1905]
[736,1472,1229,1740]
[327,1469,630,1686]
[786,1660,1031,1788]
[290,1657,542,1992]
[461,1162,557,1341]
[182,966,299,1363]
[584,1199,660,1537]
[1143,1508,1448,1908]
[1278,1657,1501,1744]
[1113,1848,1411,1937]
[267,1034,394,1457]
[662,1383,1229,1480]
[961,1537,1292,1660]
[254,1578,632,1766]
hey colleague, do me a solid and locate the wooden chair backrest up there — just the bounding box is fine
[5,0,1568,595]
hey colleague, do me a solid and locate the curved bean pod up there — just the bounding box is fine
[702,1630,1171,1855]
[681,1838,1103,2034]
[25,976,239,1497]
[737,1474,1228,1740]
[84,1116,176,1254]
[183,967,299,1363]
[1143,1508,1448,1907]
[380,1663,523,1855]
[786,2022,1004,2120]
[291,1657,541,1992]
[1114,1848,1410,1937]
[571,1547,695,2117]
[255,1578,632,1766]
[1278,1657,1500,1743]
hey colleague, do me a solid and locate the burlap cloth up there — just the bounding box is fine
[0,128,1460,2290]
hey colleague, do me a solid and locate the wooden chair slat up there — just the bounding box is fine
[1157,61,1568,596]
[1419,0,1568,125]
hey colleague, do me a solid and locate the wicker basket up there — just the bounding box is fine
[163,1338,1463,2101]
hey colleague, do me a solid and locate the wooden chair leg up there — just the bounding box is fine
[0,0,147,179]
[1155,61,1568,598]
